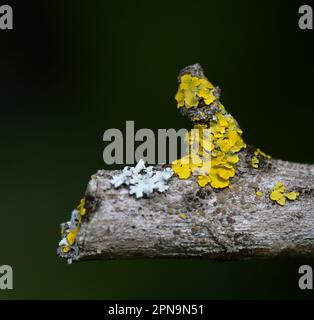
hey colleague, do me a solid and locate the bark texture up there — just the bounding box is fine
[72,159,314,262]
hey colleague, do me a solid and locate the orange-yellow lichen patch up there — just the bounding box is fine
[62,246,71,254]
[171,158,192,179]
[285,191,299,200]
[175,74,216,108]
[256,191,262,197]
[178,213,186,219]
[254,148,271,159]
[59,197,87,254]
[173,150,209,176]
[251,157,259,169]
[172,92,246,189]
[77,197,86,216]
[270,182,299,206]
[197,174,211,187]
[66,228,78,246]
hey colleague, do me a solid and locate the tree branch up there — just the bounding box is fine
[70,159,314,261]
[57,63,314,262]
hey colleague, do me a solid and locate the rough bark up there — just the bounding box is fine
[72,159,314,262]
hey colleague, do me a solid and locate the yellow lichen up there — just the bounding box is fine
[77,197,86,216]
[285,191,299,200]
[62,246,71,253]
[250,148,271,169]
[175,74,216,108]
[171,156,193,179]
[256,191,262,197]
[270,182,299,206]
[66,227,79,246]
[270,182,286,205]
[172,79,246,189]
[251,157,259,169]
[254,148,271,159]
[178,213,186,219]
[59,197,87,254]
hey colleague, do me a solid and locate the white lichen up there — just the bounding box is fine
[111,159,173,198]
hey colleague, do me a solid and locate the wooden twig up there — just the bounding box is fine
[57,64,314,262]
[71,159,314,261]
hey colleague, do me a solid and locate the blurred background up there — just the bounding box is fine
[0,0,313,299]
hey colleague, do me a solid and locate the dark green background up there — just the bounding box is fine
[0,0,313,299]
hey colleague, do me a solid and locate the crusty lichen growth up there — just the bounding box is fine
[111,159,173,198]
[256,191,262,197]
[58,197,86,261]
[270,182,299,206]
[251,157,259,169]
[58,162,173,262]
[171,64,277,190]
[250,148,271,169]
[172,69,246,189]
[175,74,217,108]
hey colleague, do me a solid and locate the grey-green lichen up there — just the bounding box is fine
[111,159,173,198]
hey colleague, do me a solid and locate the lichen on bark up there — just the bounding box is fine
[57,64,314,263]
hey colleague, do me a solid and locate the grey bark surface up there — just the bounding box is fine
[73,159,314,262]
